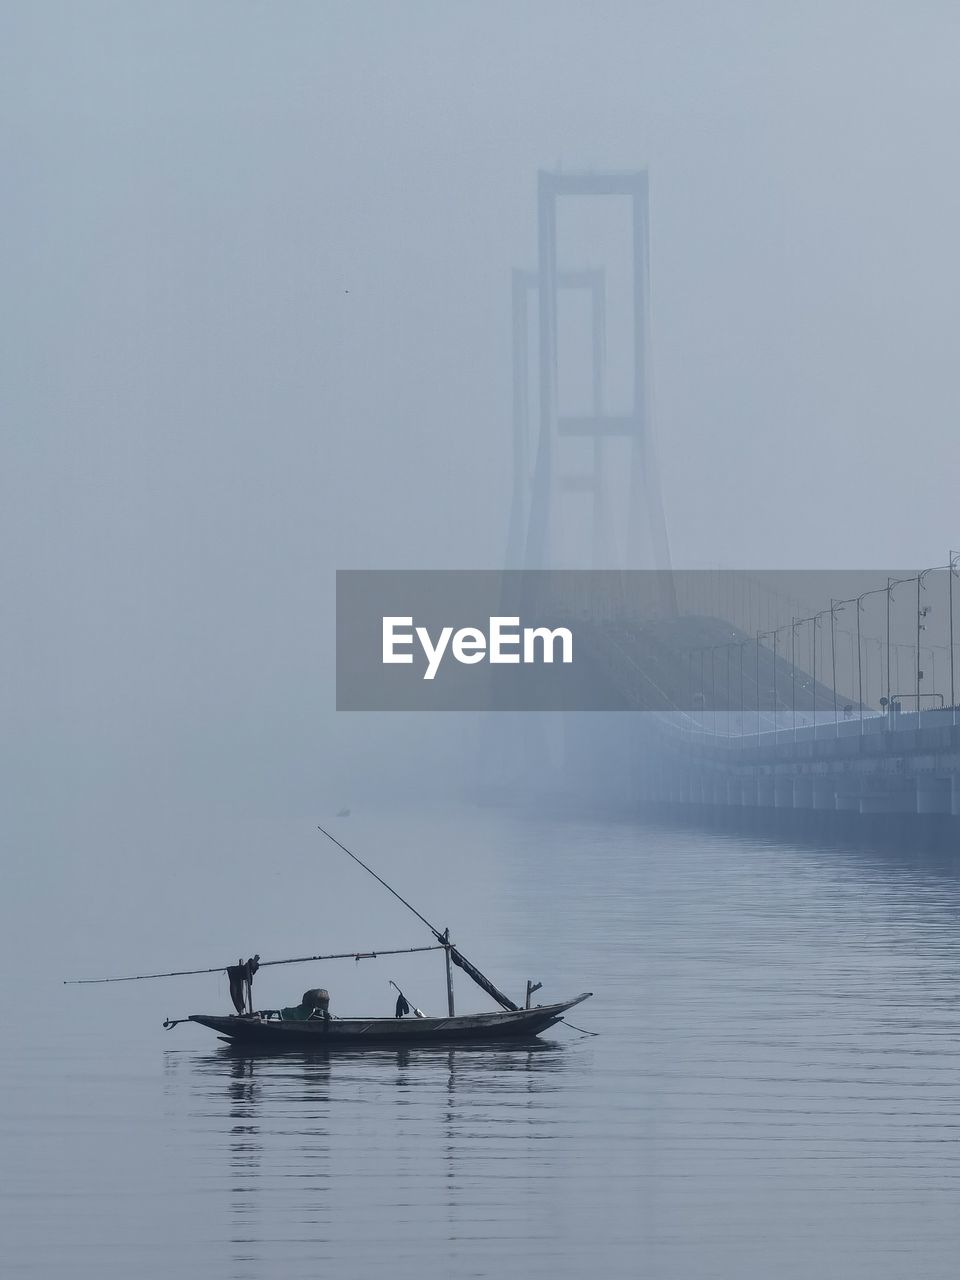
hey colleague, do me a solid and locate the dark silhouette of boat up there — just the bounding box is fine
[188,993,592,1048]
[67,826,594,1049]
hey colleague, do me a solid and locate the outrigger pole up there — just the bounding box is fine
[316,825,521,1013]
[63,943,445,985]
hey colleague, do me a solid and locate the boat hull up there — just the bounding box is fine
[187,994,591,1048]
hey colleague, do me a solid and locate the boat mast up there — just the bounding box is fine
[442,928,455,1016]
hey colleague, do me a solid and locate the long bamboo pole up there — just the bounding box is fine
[64,943,445,985]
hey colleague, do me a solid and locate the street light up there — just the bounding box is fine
[950,550,959,720]
[790,610,825,739]
[831,597,860,731]
[771,624,784,743]
[791,616,798,740]
[810,609,830,740]
[829,599,841,739]
[832,588,884,735]
[916,568,934,727]
[756,628,779,741]
[885,575,914,711]
[855,586,888,732]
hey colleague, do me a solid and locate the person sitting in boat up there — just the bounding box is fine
[278,988,331,1023]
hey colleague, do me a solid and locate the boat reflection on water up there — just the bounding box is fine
[180,1036,570,1106]
[164,1037,574,1280]
[212,1038,564,1064]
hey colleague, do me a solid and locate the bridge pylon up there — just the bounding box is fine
[512,170,673,590]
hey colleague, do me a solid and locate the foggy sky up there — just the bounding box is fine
[4,3,960,959]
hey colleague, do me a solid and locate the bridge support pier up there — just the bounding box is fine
[812,778,836,811]
[835,781,862,812]
[739,776,757,806]
[774,776,795,809]
[757,775,775,808]
[792,777,814,810]
[916,776,952,815]
[860,783,915,815]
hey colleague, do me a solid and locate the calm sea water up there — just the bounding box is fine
[5,810,960,1278]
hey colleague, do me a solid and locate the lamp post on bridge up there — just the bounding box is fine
[789,610,826,740]
[754,627,783,743]
[709,643,725,737]
[790,616,798,742]
[832,589,883,736]
[771,625,780,744]
[885,575,915,718]
[755,630,773,742]
[709,645,716,735]
[810,609,830,741]
[884,563,956,726]
[950,550,959,723]
[829,600,841,740]
[916,573,923,724]
[856,586,888,733]
[854,589,875,732]
[916,568,936,727]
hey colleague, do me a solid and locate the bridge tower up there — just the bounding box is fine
[506,266,607,570]
[511,171,673,579]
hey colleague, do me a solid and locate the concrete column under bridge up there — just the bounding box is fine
[812,778,836,811]
[859,782,916,816]
[916,776,952,815]
[774,776,795,809]
[739,776,758,806]
[834,780,862,812]
[732,777,761,807]
[792,776,814,810]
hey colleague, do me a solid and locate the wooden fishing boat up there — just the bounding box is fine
[67,825,595,1049]
[188,993,592,1049]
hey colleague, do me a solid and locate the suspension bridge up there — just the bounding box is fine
[505,169,960,826]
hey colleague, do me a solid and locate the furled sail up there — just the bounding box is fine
[449,947,520,1011]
